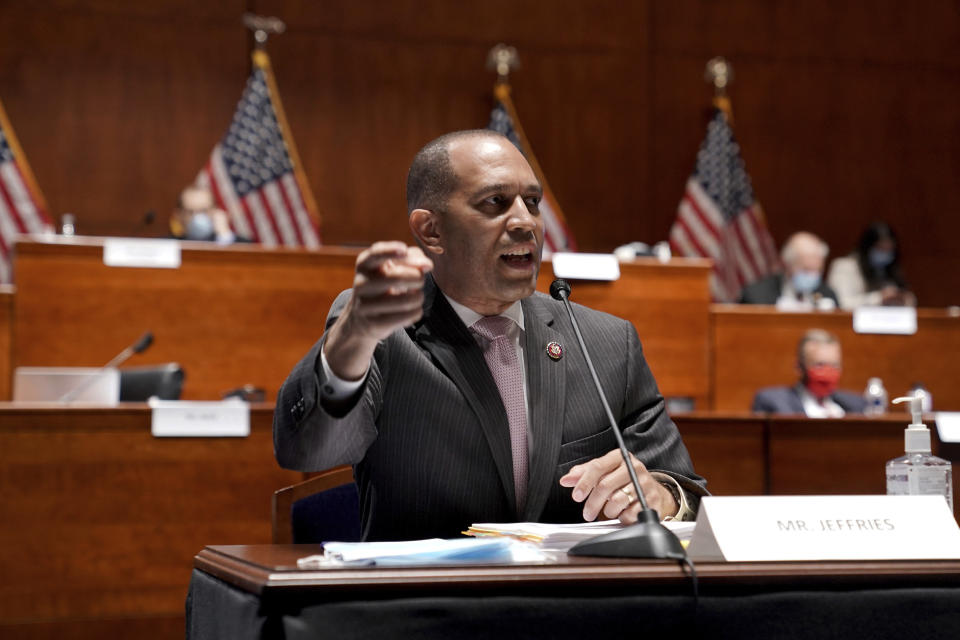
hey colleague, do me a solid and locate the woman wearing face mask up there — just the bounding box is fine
[826,221,917,310]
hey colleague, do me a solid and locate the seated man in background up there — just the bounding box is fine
[274,130,706,541]
[739,231,839,310]
[752,329,866,417]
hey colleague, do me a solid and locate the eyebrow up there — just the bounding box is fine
[470,183,543,200]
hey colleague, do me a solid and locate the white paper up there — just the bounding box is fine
[551,252,620,281]
[687,495,960,562]
[853,306,917,335]
[103,238,181,269]
[935,412,960,443]
[149,398,249,437]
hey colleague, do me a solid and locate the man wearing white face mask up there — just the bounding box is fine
[738,231,839,310]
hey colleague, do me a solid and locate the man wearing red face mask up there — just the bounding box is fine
[751,329,867,417]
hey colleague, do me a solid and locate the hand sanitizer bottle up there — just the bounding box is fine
[885,394,953,512]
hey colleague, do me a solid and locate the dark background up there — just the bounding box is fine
[1,1,957,305]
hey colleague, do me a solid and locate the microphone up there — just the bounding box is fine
[550,279,685,559]
[58,331,154,403]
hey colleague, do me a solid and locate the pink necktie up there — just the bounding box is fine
[471,315,528,514]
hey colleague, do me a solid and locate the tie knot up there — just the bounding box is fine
[471,315,514,341]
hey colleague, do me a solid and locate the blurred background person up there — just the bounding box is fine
[738,231,838,310]
[170,186,239,244]
[826,221,916,309]
[752,329,866,417]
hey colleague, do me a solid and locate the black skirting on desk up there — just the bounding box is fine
[186,568,960,640]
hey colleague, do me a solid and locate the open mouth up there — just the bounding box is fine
[500,248,534,268]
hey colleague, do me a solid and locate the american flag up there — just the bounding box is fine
[488,83,576,255]
[190,50,321,247]
[0,98,53,283]
[669,108,778,301]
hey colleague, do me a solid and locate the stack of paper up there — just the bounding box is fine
[297,537,547,568]
[465,520,696,551]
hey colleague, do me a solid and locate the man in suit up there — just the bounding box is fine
[274,130,706,541]
[739,231,839,309]
[752,329,866,417]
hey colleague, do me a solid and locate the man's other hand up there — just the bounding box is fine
[559,449,678,524]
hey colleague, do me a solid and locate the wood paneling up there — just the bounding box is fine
[710,305,960,412]
[0,404,300,639]
[1,2,957,303]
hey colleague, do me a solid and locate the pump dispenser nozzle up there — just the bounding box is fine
[892,393,930,453]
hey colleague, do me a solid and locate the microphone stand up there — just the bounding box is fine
[550,279,686,560]
[58,331,154,403]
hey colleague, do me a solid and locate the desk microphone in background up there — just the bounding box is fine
[58,331,154,403]
[550,279,686,560]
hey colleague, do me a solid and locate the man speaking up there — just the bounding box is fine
[274,130,706,541]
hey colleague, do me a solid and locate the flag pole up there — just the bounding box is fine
[0,98,51,220]
[705,56,734,125]
[242,14,322,234]
[486,44,575,251]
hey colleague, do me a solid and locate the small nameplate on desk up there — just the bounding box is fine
[149,398,249,437]
[687,495,960,562]
[551,252,620,281]
[103,238,182,269]
[852,306,917,335]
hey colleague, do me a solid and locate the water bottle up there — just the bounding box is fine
[60,213,75,236]
[863,377,888,416]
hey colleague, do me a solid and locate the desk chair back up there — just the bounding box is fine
[272,465,360,544]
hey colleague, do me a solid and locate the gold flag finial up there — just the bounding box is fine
[704,57,734,123]
[486,44,520,84]
[243,13,286,49]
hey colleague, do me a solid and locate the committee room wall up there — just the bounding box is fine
[1,1,958,305]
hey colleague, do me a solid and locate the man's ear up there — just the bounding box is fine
[409,208,443,255]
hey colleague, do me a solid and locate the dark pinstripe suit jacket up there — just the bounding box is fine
[274,277,707,541]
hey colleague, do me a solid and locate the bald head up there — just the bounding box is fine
[406,130,513,214]
[781,231,829,276]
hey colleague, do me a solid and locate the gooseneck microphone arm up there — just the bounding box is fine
[549,278,649,511]
[58,331,154,403]
[550,279,686,559]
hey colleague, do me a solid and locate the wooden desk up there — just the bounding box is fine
[0,404,299,639]
[188,544,960,639]
[710,305,960,411]
[673,413,958,502]
[12,238,711,405]
[13,237,359,402]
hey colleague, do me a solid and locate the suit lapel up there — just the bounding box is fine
[409,277,518,512]
[520,296,566,520]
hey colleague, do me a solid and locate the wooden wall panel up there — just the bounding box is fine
[1,1,959,302]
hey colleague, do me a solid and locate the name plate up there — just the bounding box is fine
[935,412,960,443]
[852,306,917,335]
[103,238,182,269]
[687,495,960,562]
[150,398,250,437]
[550,252,620,281]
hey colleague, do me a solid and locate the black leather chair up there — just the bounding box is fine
[119,363,185,401]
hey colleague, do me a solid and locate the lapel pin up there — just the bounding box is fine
[546,341,563,361]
